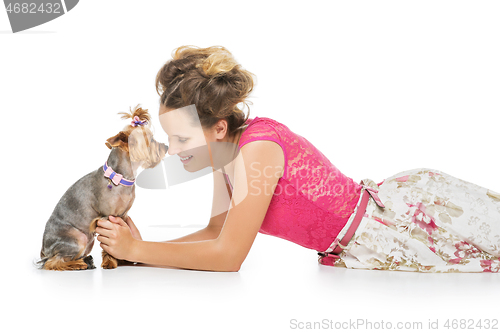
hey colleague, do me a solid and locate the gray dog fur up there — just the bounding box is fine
[38,113,168,270]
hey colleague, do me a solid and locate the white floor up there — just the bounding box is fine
[5,221,499,333]
[3,1,500,332]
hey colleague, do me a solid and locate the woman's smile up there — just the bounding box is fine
[179,155,193,164]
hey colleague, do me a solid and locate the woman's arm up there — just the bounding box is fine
[162,213,226,243]
[96,140,284,272]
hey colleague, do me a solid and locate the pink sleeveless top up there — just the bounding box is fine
[235,116,363,252]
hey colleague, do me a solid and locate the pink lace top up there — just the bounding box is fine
[234,116,363,252]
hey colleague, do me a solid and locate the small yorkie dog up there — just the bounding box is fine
[38,105,168,270]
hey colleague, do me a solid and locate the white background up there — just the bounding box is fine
[1,1,499,332]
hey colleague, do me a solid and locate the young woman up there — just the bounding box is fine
[96,45,500,273]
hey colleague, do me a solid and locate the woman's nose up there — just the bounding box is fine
[168,145,181,155]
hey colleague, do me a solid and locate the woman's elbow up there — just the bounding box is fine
[219,262,241,272]
[217,252,243,272]
[208,257,241,272]
[212,241,244,272]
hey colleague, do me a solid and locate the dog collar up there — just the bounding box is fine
[103,161,135,188]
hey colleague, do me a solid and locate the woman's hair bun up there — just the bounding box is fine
[197,47,238,77]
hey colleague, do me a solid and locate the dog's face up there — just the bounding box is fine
[128,126,168,169]
[106,107,168,169]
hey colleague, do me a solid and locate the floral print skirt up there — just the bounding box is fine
[332,168,500,272]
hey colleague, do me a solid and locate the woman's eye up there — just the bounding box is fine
[179,138,188,143]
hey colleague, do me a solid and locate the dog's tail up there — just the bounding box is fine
[34,247,51,269]
[34,255,49,269]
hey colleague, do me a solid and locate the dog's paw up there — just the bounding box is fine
[101,251,118,269]
[101,260,118,269]
[83,255,96,270]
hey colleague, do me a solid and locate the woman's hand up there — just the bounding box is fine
[124,216,142,241]
[96,216,139,261]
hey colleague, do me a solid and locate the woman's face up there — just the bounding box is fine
[159,104,213,173]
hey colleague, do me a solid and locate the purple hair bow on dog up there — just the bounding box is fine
[131,116,147,127]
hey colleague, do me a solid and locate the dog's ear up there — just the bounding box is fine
[105,131,129,152]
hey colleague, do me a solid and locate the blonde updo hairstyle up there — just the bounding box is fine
[155,45,255,136]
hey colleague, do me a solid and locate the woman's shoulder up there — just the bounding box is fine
[238,116,289,149]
